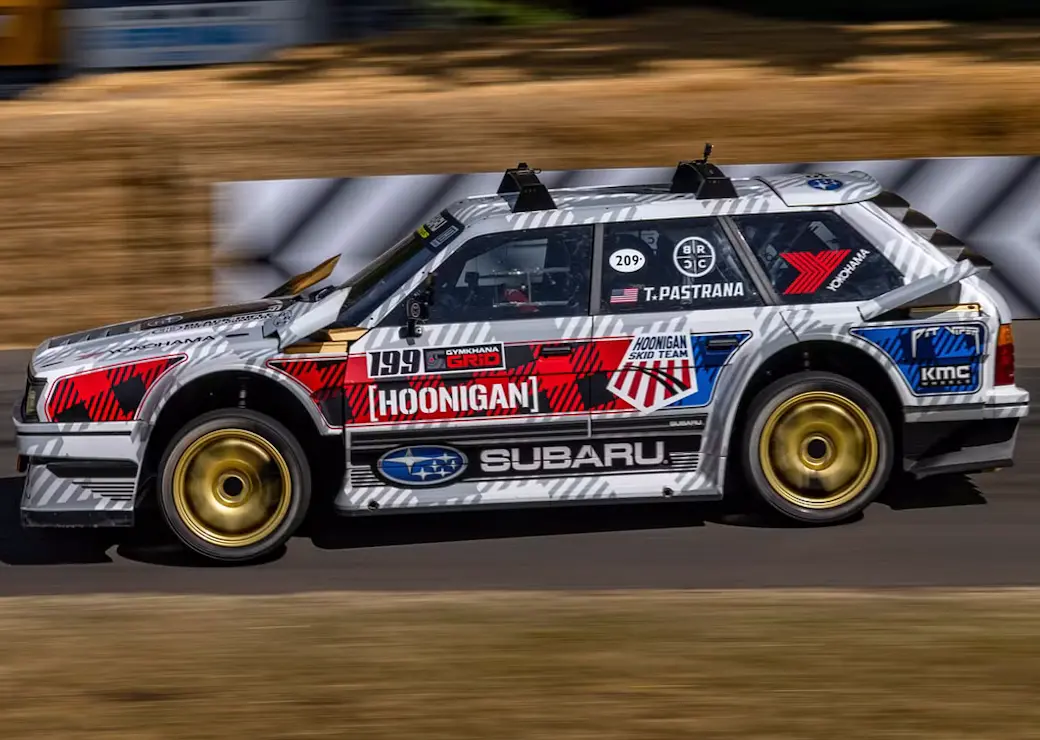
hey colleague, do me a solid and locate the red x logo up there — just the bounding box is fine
[780,250,850,295]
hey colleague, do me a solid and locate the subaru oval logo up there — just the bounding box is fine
[806,176,843,191]
[377,445,467,487]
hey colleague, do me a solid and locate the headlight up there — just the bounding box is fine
[22,375,45,422]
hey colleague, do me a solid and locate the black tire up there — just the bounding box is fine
[740,371,894,524]
[158,409,311,563]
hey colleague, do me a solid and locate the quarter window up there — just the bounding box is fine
[733,212,905,303]
[415,225,594,325]
[599,217,761,313]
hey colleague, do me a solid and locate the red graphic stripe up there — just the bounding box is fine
[46,356,185,423]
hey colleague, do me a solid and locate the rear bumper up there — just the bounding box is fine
[14,412,143,528]
[903,414,1023,479]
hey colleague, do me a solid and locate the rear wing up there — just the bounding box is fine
[858,259,982,321]
[870,191,993,267]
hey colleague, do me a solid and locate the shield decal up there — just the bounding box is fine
[607,333,698,413]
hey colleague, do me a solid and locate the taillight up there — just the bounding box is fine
[995,323,1015,386]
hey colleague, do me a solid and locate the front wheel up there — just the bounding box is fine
[158,409,312,563]
[741,371,894,524]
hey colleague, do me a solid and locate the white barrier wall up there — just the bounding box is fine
[215,157,1040,319]
[65,0,312,69]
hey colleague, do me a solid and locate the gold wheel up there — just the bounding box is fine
[758,391,879,510]
[171,428,293,548]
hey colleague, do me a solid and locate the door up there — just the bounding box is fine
[588,215,794,499]
[341,223,598,510]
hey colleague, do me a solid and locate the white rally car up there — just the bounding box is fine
[14,147,1029,562]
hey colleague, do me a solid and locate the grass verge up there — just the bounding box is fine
[2,590,1040,738]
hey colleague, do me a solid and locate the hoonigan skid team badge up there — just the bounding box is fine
[607,333,698,413]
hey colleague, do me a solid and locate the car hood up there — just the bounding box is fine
[35,299,295,367]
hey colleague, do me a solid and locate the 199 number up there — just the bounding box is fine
[368,349,422,378]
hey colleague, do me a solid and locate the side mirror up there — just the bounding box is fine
[402,278,434,339]
[404,295,427,338]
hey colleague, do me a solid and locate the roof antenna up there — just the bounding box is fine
[698,142,713,164]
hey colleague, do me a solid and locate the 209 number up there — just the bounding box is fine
[368,349,422,378]
[609,248,646,273]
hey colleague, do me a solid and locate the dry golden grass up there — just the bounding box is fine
[3,8,1040,343]
[2,590,1040,738]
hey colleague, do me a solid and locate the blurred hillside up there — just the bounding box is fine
[1,6,1040,343]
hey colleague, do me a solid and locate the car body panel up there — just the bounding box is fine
[13,165,1030,528]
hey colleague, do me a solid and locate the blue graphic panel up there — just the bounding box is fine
[851,322,987,396]
[668,331,753,408]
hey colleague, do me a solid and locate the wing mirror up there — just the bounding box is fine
[402,275,435,339]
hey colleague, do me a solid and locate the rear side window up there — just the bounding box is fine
[733,212,904,303]
[599,217,761,313]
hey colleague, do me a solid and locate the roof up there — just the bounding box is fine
[447,169,883,228]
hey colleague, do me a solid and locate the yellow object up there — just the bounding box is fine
[172,428,294,548]
[759,391,879,509]
[0,0,62,67]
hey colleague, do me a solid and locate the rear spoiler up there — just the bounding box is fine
[859,256,987,321]
[858,191,993,320]
[871,191,993,266]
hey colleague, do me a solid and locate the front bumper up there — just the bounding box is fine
[902,386,1030,478]
[14,410,144,528]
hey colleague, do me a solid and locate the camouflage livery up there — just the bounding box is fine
[13,159,1030,542]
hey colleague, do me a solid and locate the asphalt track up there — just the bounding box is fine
[3,324,1040,595]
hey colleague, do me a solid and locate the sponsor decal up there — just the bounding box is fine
[142,314,184,329]
[780,249,849,295]
[673,236,716,278]
[642,283,745,302]
[609,248,646,273]
[149,311,283,334]
[920,364,972,387]
[425,344,504,372]
[851,322,986,396]
[825,248,871,292]
[807,176,844,191]
[367,343,506,379]
[607,333,697,413]
[107,335,214,355]
[140,301,285,332]
[912,325,981,358]
[610,287,640,305]
[416,211,464,251]
[668,417,706,429]
[480,440,667,474]
[376,445,468,487]
[368,377,540,422]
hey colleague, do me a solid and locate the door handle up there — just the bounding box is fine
[541,343,574,357]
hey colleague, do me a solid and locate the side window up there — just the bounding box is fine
[600,217,761,313]
[421,225,593,325]
[733,211,905,304]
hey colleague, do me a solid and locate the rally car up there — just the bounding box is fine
[14,147,1030,563]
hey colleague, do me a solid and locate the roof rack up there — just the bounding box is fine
[498,162,557,213]
[670,143,738,200]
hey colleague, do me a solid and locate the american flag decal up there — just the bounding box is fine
[606,333,698,413]
[610,287,639,304]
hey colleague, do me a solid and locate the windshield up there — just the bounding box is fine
[333,210,464,326]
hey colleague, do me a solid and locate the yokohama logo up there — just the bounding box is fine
[780,250,850,295]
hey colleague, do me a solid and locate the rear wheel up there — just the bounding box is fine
[158,409,311,563]
[741,371,893,524]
